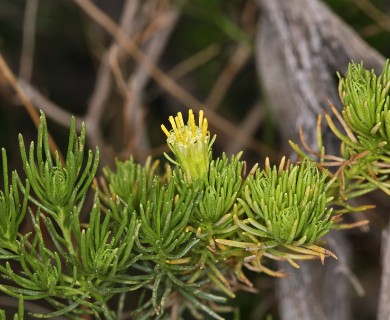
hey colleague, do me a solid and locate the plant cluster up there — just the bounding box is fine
[0,59,389,319]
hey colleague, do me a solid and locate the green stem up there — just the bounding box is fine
[57,208,76,257]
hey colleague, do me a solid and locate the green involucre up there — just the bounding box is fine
[18,113,99,218]
[103,157,158,207]
[340,60,390,150]
[192,152,245,225]
[239,159,333,245]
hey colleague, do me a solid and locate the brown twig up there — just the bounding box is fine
[19,79,82,129]
[123,7,180,159]
[205,44,251,111]
[354,0,390,34]
[20,0,39,82]
[133,3,174,45]
[0,296,68,320]
[359,23,386,38]
[379,225,390,319]
[167,44,221,80]
[110,3,179,100]
[146,43,222,103]
[0,54,64,163]
[83,0,140,166]
[327,236,365,297]
[73,0,273,156]
[72,0,200,105]
[226,100,264,154]
[109,50,131,99]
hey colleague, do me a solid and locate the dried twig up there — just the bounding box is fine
[73,0,200,107]
[0,54,63,163]
[132,1,173,45]
[83,0,140,166]
[205,44,251,111]
[146,43,221,103]
[87,0,139,118]
[327,235,365,297]
[354,0,390,34]
[19,79,82,129]
[20,0,39,82]
[122,7,180,159]
[359,24,386,38]
[109,51,130,99]
[0,296,68,320]
[378,224,390,320]
[73,0,272,156]
[167,44,221,80]
[226,101,264,155]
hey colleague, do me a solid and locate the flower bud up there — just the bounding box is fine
[161,109,215,183]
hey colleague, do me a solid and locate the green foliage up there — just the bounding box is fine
[292,60,390,203]
[101,156,158,207]
[0,295,24,320]
[2,60,390,319]
[339,60,390,151]
[0,149,29,253]
[18,113,99,218]
[239,159,332,246]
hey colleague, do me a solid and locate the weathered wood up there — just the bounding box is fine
[378,224,390,320]
[255,0,385,319]
[257,0,383,153]
[277,231,351,320]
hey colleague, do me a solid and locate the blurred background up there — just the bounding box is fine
[0,0,389,319]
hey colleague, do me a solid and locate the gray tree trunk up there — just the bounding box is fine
[379,224,390,320]
[255,0,385,319]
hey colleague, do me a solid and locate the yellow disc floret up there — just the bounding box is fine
[161,109,215,183]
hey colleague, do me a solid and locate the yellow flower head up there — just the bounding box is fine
[161,109,215,183]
